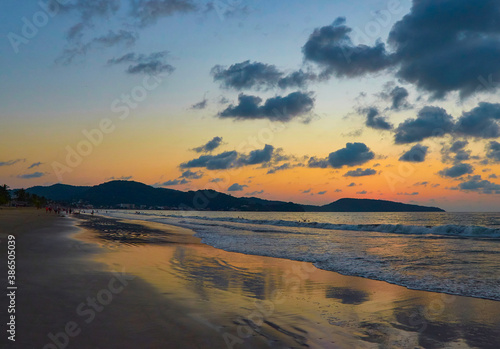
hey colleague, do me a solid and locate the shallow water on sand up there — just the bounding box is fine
[83,214,500,348]
[102,211,500,302]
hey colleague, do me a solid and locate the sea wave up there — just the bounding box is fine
[164,214,500,239]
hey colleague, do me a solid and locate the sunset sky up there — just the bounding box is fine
[2,0,500,211]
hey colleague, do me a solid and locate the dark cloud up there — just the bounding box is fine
[219,92,314,122]
[267,163,292,174]
[58,30,137,65]
[347,183,356,187]
[399,144,429,162]
[302,189,312,194]
[27,162,43,169]
[161,178,189,186]
[450,140,468,153]
[246,190,264,196]
[227,183,247,192]
[193,137,223,153]
[211,61,282,90]
[212,60,316,91]
[180,151,238,170]
[277,70,317,89]
[302,17,393,78]
[389,86,410,110]
[0,159,25,167]
[108,51,174,76]
[107,176,133,180]
[357,190,368,195]
[181,145,274,170]
[394,106,454,144]
[318,191,327,195]
[454,103,500,139]
[442,140,471,163]
[459,175,500,194]
[344,168,376,177]
[397,192,419,196]
[180,170,203,179]
[307,157,329,169]
[131,0,197,27]
[439,163,474,178]
[17,172,45,179]
[486,141,500,162]
[238,145,274,165]
[388,0,500,99]
[363,107,393,130]
[209,178,224,183]
[328,143,375,168]
[190,98,208,110]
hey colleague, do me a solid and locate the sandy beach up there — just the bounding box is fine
[1,208,500,348]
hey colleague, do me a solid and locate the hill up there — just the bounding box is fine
[25,180,445,212]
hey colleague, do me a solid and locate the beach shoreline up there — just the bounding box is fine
[1,208,500,348]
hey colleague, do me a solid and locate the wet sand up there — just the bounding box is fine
[1,209,500,348]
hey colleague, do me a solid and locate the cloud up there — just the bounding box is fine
[107,176,133,180]
[161,178,189,186]
[414,181,428,187]
[180,150,238,170]
[357,190,368,195]
[394,106,454,144]
[17,172,45,179]
[212,60,316,91]
[0,159,25,167]
[459,175,500,194]
[302,189,312,194]
[343,168,376,177]
[277,70,317,89]
[219,92,315,122]
[328,143,375,168]
[108,51,174,76]
[347,183,357,187]
[389,86,410,110]
[307,157,329,169]
[442,140,471,163]
[181,145,274,170]
[131,0,197,27]
[318,191,327,195]
[486,141,500,162]
[454,103,500,139]
[193,137,223,153]
[211,61,283,90]
[397,192,419,196]
[238,145,274,165]
[267,163,293,174]
[387,0,500,99]
[302,17,393,78]
[439,163,474,178]
[27,162,43,169]
[180,170,203,179]
[209,178,224,183]
[399,144,429,162]
[246,190,264,196]
[58,30,137,65]
[227,183,247,192]
[190,98,208,110]
[363,107,393,130]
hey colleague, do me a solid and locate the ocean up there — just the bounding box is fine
[100,210,500,301]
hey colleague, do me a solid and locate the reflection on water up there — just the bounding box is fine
[83,216,500,349]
